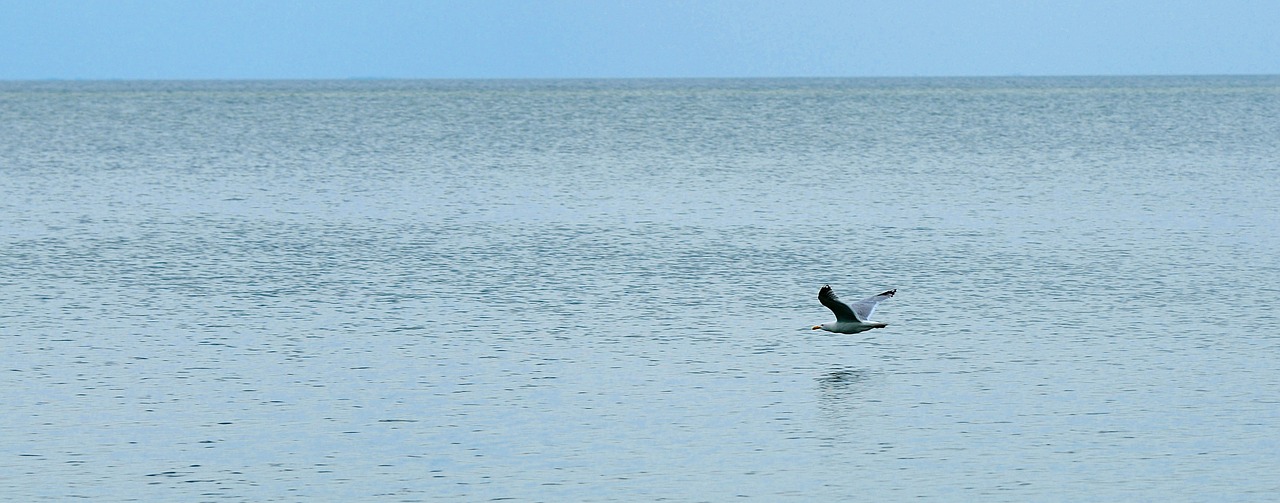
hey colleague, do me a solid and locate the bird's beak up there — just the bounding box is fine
[811,325,821,330]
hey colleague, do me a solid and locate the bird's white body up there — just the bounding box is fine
[815,320,888,334]
[812,285,895,334]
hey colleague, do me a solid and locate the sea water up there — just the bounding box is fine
[2,77,1279,501]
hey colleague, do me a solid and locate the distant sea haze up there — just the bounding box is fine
[2,76,1278,501]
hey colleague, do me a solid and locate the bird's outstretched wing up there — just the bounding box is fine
[818,285,859,322]
[849,289,896,321]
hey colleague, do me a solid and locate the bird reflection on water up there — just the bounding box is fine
[817,366,871,387]
[814,366,880,444]
[816,366,874,406]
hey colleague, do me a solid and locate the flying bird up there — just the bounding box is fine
[812,285,896,334]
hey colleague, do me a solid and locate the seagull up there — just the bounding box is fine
[812,285,896,334]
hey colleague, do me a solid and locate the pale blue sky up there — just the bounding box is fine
[3,0,1278,80]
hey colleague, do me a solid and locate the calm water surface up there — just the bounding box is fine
[2,77,1279,501]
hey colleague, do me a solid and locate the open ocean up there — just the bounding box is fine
[3,76,1279,501]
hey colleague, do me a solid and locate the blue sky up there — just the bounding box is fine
[3,0,1278,80]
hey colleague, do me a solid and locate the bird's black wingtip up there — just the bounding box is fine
[881,289,897,297]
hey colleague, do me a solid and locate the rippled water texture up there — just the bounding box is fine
[3,77,1279,500]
